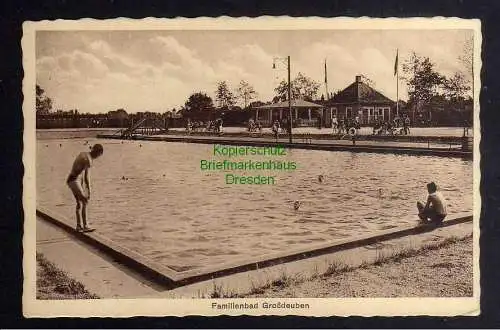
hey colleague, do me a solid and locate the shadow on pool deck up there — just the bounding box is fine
[36,206,473,297]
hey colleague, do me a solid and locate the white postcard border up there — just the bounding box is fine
[22,16,482,318]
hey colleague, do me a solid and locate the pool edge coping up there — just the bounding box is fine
[36,207,472,289]
[96,134,473,159]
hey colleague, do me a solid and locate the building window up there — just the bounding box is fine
[373,107,381,121]
[362,106,373,124]
[331,107,337,118]
[346,107,352,118]
[382,107,391,121]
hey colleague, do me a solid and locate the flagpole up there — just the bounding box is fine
[288,55,292,144]
[325,58,330,128]
[396,69,399,117]
[325,59,329,100]
[396,49,399,117]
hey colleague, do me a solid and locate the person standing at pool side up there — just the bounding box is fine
[404,114,411,135]
[272,120,280,141]
[331,114,338,135]
[354,115,360,129]
[66,144,104,232]
[338,118,345,134]
[218,117,223,134]
[417,181,447,225]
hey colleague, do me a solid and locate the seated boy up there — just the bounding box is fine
[417,182,447,225]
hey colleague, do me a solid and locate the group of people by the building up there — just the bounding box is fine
[330,115,362,136]
[372,114,411,136]
[257,119,289,140]
[186,118,224,134]
[328,113,412,137]
[184,112,412,139]
[247,118,263,134]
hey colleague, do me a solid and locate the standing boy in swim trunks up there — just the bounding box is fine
[331,114,338,135]
[417,181,447,225]
[67,144,104,232]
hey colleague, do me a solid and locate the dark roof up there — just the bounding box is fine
[328,79,394,105]
[256,99,323,109]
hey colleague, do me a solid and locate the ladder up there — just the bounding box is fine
[120,117,168,137]
[120,117,147,138]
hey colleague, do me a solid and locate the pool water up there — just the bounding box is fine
[37,137,473,271]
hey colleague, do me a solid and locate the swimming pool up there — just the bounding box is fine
[37,136,473,271]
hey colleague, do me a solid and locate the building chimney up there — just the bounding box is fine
[355,75,362,83]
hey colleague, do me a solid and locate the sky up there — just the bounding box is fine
[36,29,473,114]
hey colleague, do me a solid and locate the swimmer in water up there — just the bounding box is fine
[318,175,324,183]
[294,200,301,210]
[66,144,104,232]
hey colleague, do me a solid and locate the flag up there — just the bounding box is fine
[324,59,328,83]
[394,49,399,76]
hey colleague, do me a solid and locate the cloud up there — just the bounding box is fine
[37,50,108,82]
[212,44,287,104]
[88,39,113,55]
[35,30,472,113]
[71,50,109,78]
[57,54,71,71]
[226,44,274,70]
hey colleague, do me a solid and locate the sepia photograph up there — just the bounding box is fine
[23,17,481,317]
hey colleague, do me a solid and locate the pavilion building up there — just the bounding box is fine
[254,99,324,127]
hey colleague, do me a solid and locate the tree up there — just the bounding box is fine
[359,75,375,87]
[36,84,52,114]
[444,72,470,101]
[274,72,320,102]
[294,73,321,101]
[236,80,257,108]
[215,81,235,109]
[457,35,474,102]
[459,35,473,79]
[183,92,214,120]
[402,52,446,121]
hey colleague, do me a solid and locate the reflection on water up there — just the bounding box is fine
[37,137,473,271]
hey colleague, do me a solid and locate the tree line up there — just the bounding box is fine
[182,73,323,121]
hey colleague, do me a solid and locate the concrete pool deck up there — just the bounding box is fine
[97,133,472,159]
[159,218,473,299]
[36,207,473,298]
[36,217,163,298]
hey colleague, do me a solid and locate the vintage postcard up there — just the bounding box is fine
[23,17,481,317]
